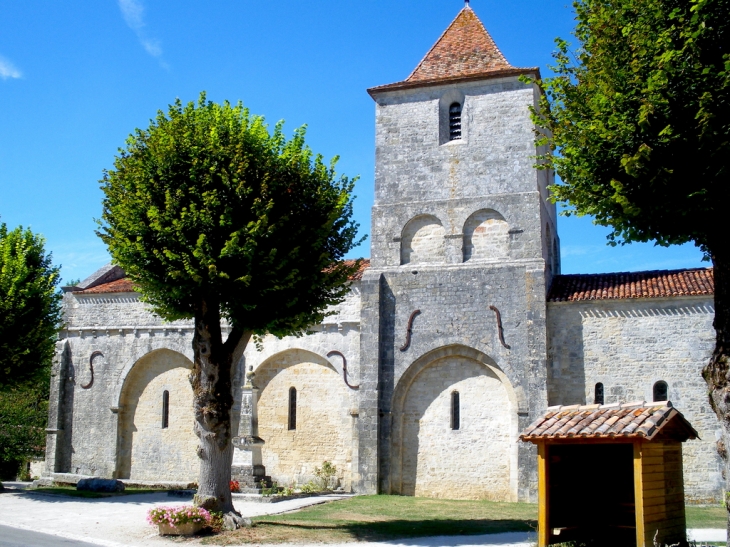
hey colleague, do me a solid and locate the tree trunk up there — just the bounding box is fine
[702,241,730,546]
[191,296,250,523]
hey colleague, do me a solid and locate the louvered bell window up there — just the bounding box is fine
[449,102,462,141]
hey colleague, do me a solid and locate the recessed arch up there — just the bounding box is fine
[255,348,353,490]
[401,215,445,265]
[115,349,196,481]
[462,209,509,262]
[390,345,522,501]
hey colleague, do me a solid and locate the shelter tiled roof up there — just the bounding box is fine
[548,268,714,302]
[368,7,538,94]
[75,260,371,294]
[520,401,698,442]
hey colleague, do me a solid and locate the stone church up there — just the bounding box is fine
[44,5,721,503]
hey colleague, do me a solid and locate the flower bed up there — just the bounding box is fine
[147,505,211,536]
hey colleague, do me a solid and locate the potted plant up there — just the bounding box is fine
[147,505,211,536]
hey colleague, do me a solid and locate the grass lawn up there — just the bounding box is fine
[28,486,163,498]
[205,497,727,545]
[205,495,538,545]
[686,505,726,529]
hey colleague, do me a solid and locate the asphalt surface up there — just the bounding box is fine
[0,525,103,547]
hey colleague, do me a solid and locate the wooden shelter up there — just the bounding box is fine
[520,401,698,547]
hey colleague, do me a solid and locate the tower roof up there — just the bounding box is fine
[369,5,538,95]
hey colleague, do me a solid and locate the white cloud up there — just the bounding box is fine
[0,54,22,80]
[118,0,166,64]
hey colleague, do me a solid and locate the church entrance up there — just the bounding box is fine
[392,354,516,500]
[116,349,198,482]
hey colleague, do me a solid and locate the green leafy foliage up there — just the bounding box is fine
[97,93,362,514]
[0,222,62,388]
[0,380,49,468]
[97,93,362,337]
[529,0,729,253]
[314,460,338,490]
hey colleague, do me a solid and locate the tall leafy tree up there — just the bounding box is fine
[0,222,62,388]
[98,94,361,524]
[530,0,730,524]
[0,379,49,476]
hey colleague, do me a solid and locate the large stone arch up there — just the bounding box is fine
[255,348,354,489]
[115,348,197,481]
[390,345,521,501]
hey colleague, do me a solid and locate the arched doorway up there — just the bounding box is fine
[391,347,518,501]
[116,349,197,481]
[256,349,354,490]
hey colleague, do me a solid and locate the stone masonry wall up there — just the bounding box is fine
[397,355,515,500]
[255,350,355,490]
[117,349,198,481]
[358,261,547,502]
[47,282,361,483]
[547,296,722,502]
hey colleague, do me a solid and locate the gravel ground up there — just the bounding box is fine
[0,482,723,546]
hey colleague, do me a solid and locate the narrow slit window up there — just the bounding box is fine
[161,390,169,429]
[288,387,297,430]
[451,391,460,430]
[449,103,462,141]
[653,381,668,402]
[594,383,604,405]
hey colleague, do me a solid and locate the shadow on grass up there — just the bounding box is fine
[250,517,536,542]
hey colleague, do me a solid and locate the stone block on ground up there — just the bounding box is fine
[29,478,55,489]
[76,478,125,493]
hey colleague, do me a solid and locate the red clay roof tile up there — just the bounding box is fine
[548,268,714,302]
[368,7,538,94]
[75,260,371,294]
[520,402,698,442]
[75,278,136,294]
[407,6,512,82]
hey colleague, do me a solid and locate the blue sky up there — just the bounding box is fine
[0,0,705,284]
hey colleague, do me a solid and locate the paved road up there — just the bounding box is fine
[0,525,102,547]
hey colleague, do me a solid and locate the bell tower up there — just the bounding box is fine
[367,3,558,273]
[356,4,557,501]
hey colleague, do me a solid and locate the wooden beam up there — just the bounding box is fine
[634,441,646,547]
[537,441,549,547]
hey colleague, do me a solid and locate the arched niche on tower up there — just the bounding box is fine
[462,209,509,262]
[401,215,445,265]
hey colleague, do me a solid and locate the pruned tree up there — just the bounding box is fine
[528,0,730,529]
[0,222,62,389]
[97,94,362,525]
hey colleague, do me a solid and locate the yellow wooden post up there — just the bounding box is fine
[537,441,549,547]
[634,441,645,547]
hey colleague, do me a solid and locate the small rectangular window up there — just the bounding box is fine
[162,390,169,429]
[594,383,604,405]
[288,387,297,430]
[449,103,462,141]
[451,391,460,430]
